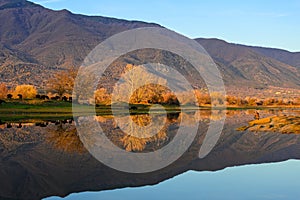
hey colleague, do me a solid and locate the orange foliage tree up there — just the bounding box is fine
[13,85,37,99]
[0,83,8,99]
[113,64,168,104]
[47,67,77,98]
[94,88,111,105]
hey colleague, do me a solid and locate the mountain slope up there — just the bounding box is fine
[249,46,300,68]
[0,0,160,67]
[196,38,300,90]
[0,0,160,87]
[0,0,299,93]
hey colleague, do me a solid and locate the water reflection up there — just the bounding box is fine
[95,113,180,152]
[0,109,299,200]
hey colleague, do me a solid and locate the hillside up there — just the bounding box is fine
[249,46,300,68]
[0,0,159,87]
[196,38,300,89]
[0,0,299,95]
[0,0,159,67]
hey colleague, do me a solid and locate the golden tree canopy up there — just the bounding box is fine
[113,64,168,104]
[13,85,37,99]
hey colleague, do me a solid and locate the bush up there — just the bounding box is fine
[13,85,37,99]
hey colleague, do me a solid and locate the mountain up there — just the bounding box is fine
[0,0,299,94]
[248,46,300,68]
[0,0,160,87]
[196,38,300,90]
[0,0,159,67]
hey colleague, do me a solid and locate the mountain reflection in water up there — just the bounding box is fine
[0,109,299,200]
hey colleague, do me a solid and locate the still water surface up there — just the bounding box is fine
[46,160,300,200]
[0,109,299,200]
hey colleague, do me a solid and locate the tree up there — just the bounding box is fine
[210,92,225,106]
[13,85,37,99]
[47,67,77,98]
[94,88,111,105]
[162,92,179,105]
[130,83,169,104]
[0,83,8,99]
[226,95,237,105]
[113,64,167,104]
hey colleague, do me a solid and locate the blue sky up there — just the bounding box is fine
[31,0,300,52]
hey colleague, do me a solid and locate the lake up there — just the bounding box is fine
[46,160,300,200]
[0,108,299,200]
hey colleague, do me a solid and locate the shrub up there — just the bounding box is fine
[13,85,37,99]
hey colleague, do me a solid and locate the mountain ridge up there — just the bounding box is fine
[196,38,300,68]
[196,38,300,90]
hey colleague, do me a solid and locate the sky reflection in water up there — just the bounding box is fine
[46,159,300,200]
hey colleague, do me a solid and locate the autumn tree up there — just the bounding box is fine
[13,85,37,99]
[245,97,257,106]
[210,92,225,106]
[47,67,77,98]
[226,95,237,105]
[162,92,179,105]
[94,88,111,105]
[129,83,171,104]
[0,83,8,99]
[113,64,167,104]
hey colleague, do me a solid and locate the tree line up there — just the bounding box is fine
[0,65,299,106]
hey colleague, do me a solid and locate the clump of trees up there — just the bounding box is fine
[112,64,167,104]
[2,63,299,108]
[92,64,300,107]
[0,83,38,100]
[13,85,37,99]
[225,95,300,106]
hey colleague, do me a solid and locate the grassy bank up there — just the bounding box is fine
[237,116,300,134]
[0,99,299,122]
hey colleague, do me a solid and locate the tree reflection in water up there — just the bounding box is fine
[0,109,300,200]
[97,113,181,152]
